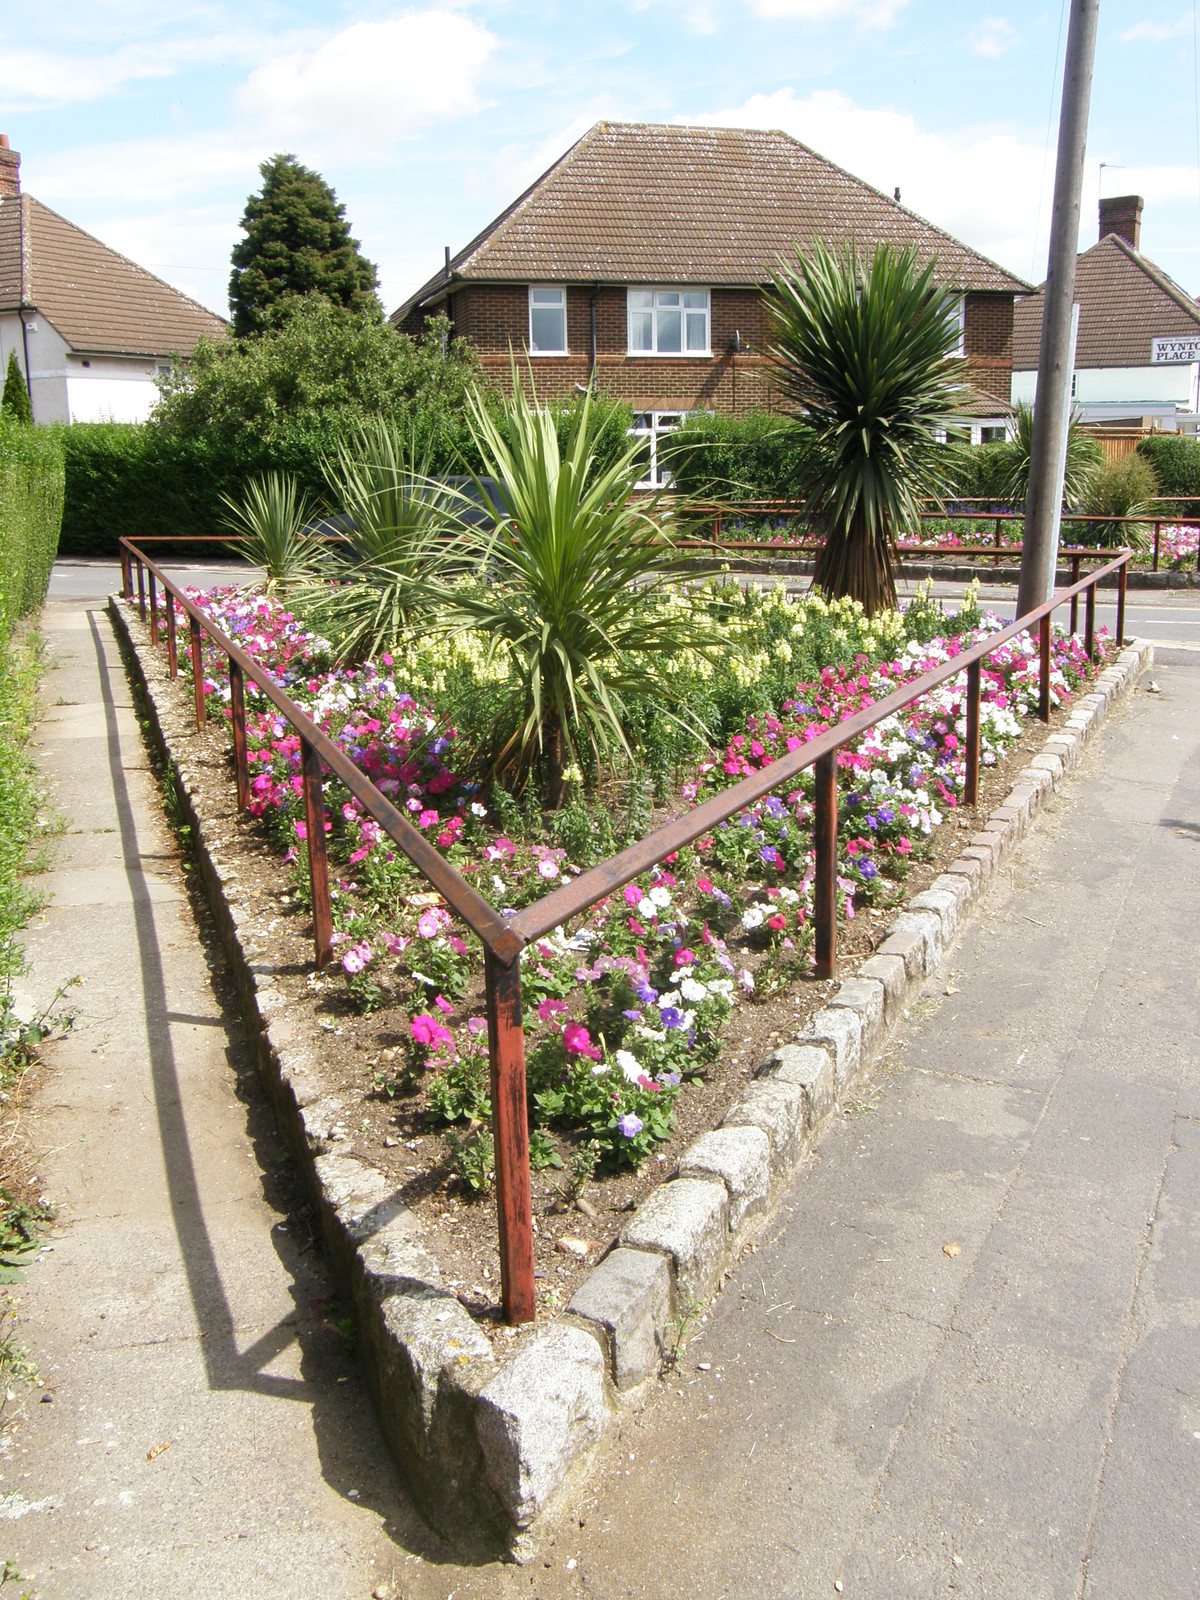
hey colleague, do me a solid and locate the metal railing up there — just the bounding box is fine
[118,536,1131,1326]
[687,502,1200,572]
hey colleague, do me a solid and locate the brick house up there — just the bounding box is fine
[393,122,1029,481]
[0,136,226,425]
[1013,196,1200,434]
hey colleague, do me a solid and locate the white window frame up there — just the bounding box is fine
[626,288,711,357]
[528,285,568,356]
[948,294,966,358]
[629,410,688,488]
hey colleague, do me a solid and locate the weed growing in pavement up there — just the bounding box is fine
[661,1292,703,1373]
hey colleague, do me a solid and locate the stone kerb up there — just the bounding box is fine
[109,594,1153,1556]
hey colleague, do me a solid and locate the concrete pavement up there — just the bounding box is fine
[3,599,429,1598]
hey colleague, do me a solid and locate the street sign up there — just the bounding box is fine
[1151,335,1200,364]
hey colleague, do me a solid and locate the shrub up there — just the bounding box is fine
[1136,433,1200,514]
[1074,452,1159,548]
[660,409,813,501]
[0,420,64,638]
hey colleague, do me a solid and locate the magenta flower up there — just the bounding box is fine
[623,884,642,906]
[563,1022,601,1061]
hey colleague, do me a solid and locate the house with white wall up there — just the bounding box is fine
[0,136,225,425]
[1013,196,1200,433]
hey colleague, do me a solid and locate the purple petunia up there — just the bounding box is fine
[616,1112,643,1138]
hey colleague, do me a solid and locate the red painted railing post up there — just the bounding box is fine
[1153,521,1160,572]
[1070,556,1080,634]
[148,569,159,646]
[813,750,838,980]
[300,737,333,967]
[1116,558,1127,646]
[1038,612,1051,723]
[189,615,206,726]
[120,546,131,600]
[964,658,981,806]
[229,658,250,812]
[136,560,146,621]
[165,595,178,679]
[485,948,536,1326]
[993,515,1002,566]
[1085,578,1096,660]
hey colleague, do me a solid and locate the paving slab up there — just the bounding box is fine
[5,600,427,1600]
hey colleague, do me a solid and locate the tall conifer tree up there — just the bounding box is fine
[1,351,32,424]
[229,154,381,336]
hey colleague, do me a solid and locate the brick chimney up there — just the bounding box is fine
[1099,194,1142,250]
[0,136,19,200]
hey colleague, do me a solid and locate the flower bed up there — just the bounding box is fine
[140,580,1102,1235]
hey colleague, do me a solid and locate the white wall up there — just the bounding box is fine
[1012,361,1199,425]
[0,314,165,424]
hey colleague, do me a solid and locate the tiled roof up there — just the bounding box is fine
[1013,233,1200,370]
[393,121,1030,322]
[0,193,226,356]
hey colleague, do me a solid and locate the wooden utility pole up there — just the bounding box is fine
[1017,0,1101,617]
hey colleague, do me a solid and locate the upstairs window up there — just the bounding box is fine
[947,294,965,357]
[627,288,710,355]
[528,286,567,354]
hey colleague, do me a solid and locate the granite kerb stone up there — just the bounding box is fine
[109,596,1156,1557]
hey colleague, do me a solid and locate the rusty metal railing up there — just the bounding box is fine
[118,536,1131,1326]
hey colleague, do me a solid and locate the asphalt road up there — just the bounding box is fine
[49,558,1200,649]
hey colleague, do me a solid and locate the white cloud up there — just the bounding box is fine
[744,0,908,23]
[0,28,267,108]
[1121,16,1193,42]
[238,13,496,152]
[970,16,1018,58]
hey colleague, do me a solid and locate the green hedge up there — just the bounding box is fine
[0,420,64,639]
[661,410,814,501]
[1136,434,1200,513]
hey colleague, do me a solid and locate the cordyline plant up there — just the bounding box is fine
[439,381,714,806]
[768,240,967,615]
[301,419,469,658]
[219,471,322,589]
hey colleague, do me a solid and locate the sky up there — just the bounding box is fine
[3,0,1198,321]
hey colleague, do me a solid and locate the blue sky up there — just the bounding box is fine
[3,1,1198,319]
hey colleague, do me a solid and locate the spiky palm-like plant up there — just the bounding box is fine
[999,400,1101,510]
[219,472,321,588]
[768,241,967,615]
[441,383,712,805]
[301,419,468,660]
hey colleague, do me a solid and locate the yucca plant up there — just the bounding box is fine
[999,400,1101,511]
[219,472,321,588]
[439,382,713,805]
[1077,450,1158,549]
[300,419,469,659]
[767,240,967,615]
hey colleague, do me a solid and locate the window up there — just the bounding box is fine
[528,286,567,354]
[947,295,965,357]
[627,289,710,356]
[980,425,1007,444]
[630,411,686,487]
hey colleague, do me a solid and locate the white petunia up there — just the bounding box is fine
[679,977,708,1003]
[637,897,657,920]
[741,905,765,931]
[615,1049,642,1084]
[648,886,672,908]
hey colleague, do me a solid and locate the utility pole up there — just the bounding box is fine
[1017,0,1101,617]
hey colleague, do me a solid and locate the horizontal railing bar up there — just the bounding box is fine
[508,551,1129,944]
[122,539,522,965]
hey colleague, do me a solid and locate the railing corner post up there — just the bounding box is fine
[485,947,536,1326]
[1116,557,1127,646]
[1038,611,1051,723]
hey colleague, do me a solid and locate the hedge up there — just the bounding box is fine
[1136,434,1200,513]
[0,420,64,640]
[59,395,637,558]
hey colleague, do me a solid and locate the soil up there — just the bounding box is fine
[121,601,1108,1336]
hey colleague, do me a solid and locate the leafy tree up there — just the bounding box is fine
[153,298,484,473]
[229,153,381,335]
[767,241,966,615]
[1,353,31,425]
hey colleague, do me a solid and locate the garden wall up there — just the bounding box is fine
[110,589,1154,1558]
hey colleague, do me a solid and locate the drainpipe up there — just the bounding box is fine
[589,283,599,394]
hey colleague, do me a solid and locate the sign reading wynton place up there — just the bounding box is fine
[1151,335,1200,364]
